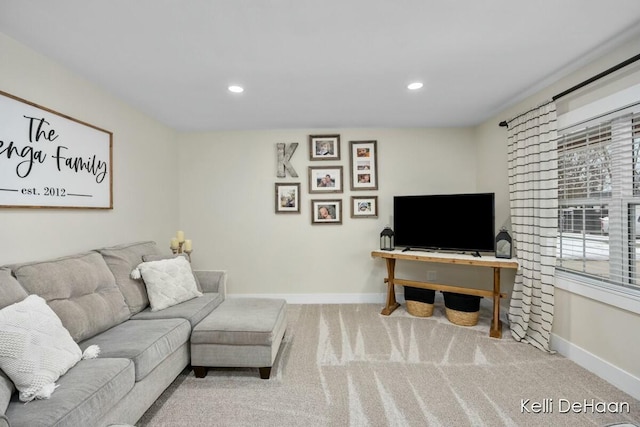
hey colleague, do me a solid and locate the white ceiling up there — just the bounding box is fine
[2,1,640,132]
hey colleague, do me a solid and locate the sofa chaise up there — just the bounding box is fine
[0,241,229,427]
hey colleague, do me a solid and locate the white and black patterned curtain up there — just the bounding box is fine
[506,101,558,352]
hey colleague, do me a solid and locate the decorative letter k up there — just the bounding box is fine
[276,142,298,177]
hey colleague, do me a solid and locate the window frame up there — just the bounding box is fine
[555,83,640,312]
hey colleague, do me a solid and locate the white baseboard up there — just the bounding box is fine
[227,292,441,304]
[228,291,502,312]
[551,333,640,401]
[227,292,391,304]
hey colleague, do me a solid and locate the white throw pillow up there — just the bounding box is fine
[0,295,85,401]
[132,257,202,311]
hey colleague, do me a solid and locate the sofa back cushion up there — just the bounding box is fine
[0,267,28,309]
[0,268,24,413]
[0,371,12,417]
[97,241,162,315]
[10,252,130,343]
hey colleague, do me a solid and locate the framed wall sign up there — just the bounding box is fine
[275,182,301,213]
[0,90,113,209]
[349,140,378,190]
[309,134,340,161]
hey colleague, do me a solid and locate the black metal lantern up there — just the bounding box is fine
[495,227,512,259]
[380,227,395,251]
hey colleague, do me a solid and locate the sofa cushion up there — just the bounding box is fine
[5,358,134,427]
[134,257,203,311]
[0,269,21,413]
[142,253,202,292]
[0,267,27,309]
[0,371,12,418]
[10,252,130,343]
[79,319,190,382]
[0,295,82,402]
[132,292,224,328]
[0,270,20,414]
[191,298,287,347]
[97,241,162,315]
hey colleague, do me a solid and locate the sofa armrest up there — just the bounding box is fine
[0,414,10,427]
[193,270,227,297]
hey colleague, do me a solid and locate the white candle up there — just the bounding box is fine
[184,239,192,251]
[170,238,179,249]
[177,230,185,242]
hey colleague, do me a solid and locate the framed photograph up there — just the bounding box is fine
[275,183,301,213]
[311,199,342,224]
[351,196,378,218]
[309,134,340,161]
[308,166,343,193]
[349,140,378,190]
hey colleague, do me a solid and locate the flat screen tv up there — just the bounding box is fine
[393,192,495,253]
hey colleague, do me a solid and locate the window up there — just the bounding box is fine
[557,113,640,293]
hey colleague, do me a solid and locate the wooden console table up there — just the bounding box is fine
[371,250,518,338]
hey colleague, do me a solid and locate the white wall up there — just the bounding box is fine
[475,33,640,389]
[0,33,179,264]
[178,128,505,297]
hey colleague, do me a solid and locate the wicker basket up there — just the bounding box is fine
[442,292,482,326]
[445,307,479,326]
[406,300,434,317]
[404,286,435,317]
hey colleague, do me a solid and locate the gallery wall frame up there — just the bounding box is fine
[349,140,378,191]
[275,182,301,213]
[309,134,340,161]
[311,199,342,224]
[351,196,378,218]
[0,90,113,209]
[308,166,343,194]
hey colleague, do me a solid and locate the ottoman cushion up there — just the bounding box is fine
[192,298,286,347]
[191,298,287,376]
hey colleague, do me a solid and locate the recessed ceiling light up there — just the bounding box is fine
[407,82,423,90]
[228,85,244,93]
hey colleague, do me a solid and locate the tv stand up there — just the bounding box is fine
[371,249,518,338]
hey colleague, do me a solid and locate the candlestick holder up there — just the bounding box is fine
[170,235,193,262]
[171,242,193,262]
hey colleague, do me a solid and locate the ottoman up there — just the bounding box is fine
[191,298,287,379]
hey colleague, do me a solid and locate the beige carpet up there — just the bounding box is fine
[138,302,639,426]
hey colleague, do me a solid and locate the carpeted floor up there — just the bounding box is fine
[138,302,639,426]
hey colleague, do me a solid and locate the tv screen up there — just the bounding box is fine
[393,192,495,253]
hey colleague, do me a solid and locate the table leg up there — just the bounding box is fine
[381,258,400,315]
[490,267,502,338]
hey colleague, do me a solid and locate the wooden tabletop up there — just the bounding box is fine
[371,249,519,269]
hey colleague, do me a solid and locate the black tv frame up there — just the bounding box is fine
[393,192,495,254]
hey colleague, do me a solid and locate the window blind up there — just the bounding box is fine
[557,111,640,292]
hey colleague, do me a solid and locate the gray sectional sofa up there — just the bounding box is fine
[0,241,227,427]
